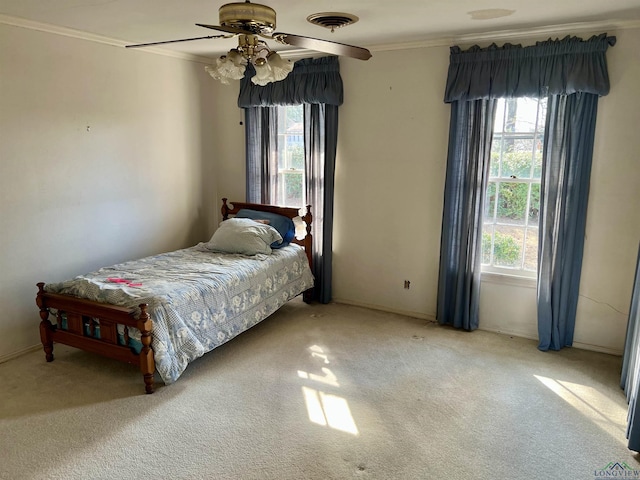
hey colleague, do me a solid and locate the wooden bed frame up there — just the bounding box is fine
[37,199,313,394]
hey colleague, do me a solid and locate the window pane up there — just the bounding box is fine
[493,225,523,268]
[496,182,529,225]
[278,135,285,169]
[513,98,539,132]
[501,138,534,179]
[481,225,495,265]
[503,99,518,132]
[289,142,304,170]
[490,138,502,177]
[529,183,540,227]
[484,181,497,221]
[536,99,547,134]
[285,105,303,130]
[533,140,543,179]
[276,105,305,208]
[523,227,539,271]
[282,171,303,207]
[494,99,506,133]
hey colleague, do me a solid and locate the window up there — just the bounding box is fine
[482,97,547,276]
[276,105,305,208]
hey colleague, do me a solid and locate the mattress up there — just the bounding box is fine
[45,243,314,383]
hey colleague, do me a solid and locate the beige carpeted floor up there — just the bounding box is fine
[1,299,638,480]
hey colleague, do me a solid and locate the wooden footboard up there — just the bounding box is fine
[36,283,155,394]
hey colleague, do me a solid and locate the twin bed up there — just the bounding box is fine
[36,199,314,393]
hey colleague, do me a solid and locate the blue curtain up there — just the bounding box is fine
[620,248,640,452]
[304,104,338,303]
[239,56,342,303]
[537,93,599,350]
[621,244,640,451]
[238,56,343,107]
[439,34,615,338]
[444,34,615,102]
[437,99,496,330]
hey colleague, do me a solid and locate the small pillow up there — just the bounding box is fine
[207,218,283,255]
[235,209,295,249]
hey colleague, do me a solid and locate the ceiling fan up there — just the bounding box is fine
[126,0,372,85]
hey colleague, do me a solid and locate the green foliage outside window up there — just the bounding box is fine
[482,231,521,266]
[491,150,542,178]
[289,144,305,170]
[284,172,303,206]
[486,182,530,220]
[487,149,541,222]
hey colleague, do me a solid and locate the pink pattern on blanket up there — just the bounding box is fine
[106,277,143,287]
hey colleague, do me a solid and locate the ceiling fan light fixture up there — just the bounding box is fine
[205,49,248,84]
[266,51,294,81]
[250,51,294,86]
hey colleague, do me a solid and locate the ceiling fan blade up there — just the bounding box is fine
[196,23,251,36]
[272,33,372,60]
[126,34,229,48]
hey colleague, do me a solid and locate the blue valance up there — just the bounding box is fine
[238,56,343,107]
[444,33,616,103]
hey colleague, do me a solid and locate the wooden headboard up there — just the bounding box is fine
[221,198,313,270]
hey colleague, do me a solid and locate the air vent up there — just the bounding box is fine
[306,12,359,32]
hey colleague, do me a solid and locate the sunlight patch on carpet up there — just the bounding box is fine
[534,375,626,444]
[299,344,359,435]
[298,367,339,386]
[302,386,359,435]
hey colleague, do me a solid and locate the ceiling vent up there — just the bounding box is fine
[306,12,359,32]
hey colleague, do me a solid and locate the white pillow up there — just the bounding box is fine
[207,218,283,255]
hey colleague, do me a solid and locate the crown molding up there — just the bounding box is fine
[369,17,640,53]
[0,14,213,64]
[2,12,639,61]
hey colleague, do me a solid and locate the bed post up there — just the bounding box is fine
[137,304,155,394]
[221,197,230,220]
[302,204,313,270]
[36,283,54,362]
[302,205,314,304]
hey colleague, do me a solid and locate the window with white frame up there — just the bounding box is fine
[482,97,547,276]
[276,105,305,208]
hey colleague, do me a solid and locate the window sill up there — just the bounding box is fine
[481,271,537,288]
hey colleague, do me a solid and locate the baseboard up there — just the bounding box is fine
[332,299,623,356]
[332,298,436,322]
[0,344,41,364]
[477,325,623,356]
[570,341,623,356]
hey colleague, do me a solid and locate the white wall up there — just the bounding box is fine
[214,27,640,355]
[210,82,246,224]
[334,50,449,317]
[0,23,218,360]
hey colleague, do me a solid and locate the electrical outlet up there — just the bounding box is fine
[404,280,411,289]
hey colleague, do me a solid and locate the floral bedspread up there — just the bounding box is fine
[44,243,314,384]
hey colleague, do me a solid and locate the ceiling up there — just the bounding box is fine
[1,0,639,59]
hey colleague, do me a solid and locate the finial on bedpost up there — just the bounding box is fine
[302,205,313,274]
[304,205,312,237]
[221,198,230,220]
